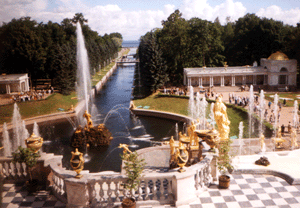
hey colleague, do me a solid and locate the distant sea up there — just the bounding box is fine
[122,40,139,48]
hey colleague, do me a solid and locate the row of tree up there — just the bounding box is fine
[138,10,300,95]
[0,13,122,94]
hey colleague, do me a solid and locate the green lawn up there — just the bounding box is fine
[133,93,270,138]
[92,49,130,86]
[264,92,300,107]
[0,92,78,125]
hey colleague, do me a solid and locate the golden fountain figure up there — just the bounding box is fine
[213,96,230,141]
[260,133,266,152]
[70,148,84,179]
[291,128,298,149]
[83,110,93,129]
[71,110,113,148]
[273,127,285,149]
[25,133,43,153]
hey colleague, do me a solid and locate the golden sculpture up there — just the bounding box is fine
[25,133,43,153]
[83,110,93,129]
[71,112,113,148]
[176,142,188,172]
[291,128,298,149]
[118,143,132,154]
[273,127,285,149]
[169,136,176,159]
[213,96,230,141]
[70,148,84,179]
[260,133,265,152]
[194,129,219,151]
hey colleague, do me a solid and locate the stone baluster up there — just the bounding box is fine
[99,181,105,202]
[137,182,143,201]
[10,162,16,178]
[144,179,150,200]
[152,179,158,200]
[114,181,121,202]
[107,179,113,204]
[15,163,22,178]
[21,163,27,178]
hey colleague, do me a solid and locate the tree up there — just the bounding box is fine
[158,10,188,85]
[72,13,88,25]
[139,31,169,93]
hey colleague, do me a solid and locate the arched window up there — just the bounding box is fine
[280,67,288,72]
[264,66,267,70]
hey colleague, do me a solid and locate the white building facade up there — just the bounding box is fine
[184,52,297,91]
[0,73,30,94]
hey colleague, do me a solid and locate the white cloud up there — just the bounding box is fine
[0,0,299,40]
[256,5,300,26]
[180,0,247,24]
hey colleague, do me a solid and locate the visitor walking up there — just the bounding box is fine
[268,101,272,109]
[283,99,287,106]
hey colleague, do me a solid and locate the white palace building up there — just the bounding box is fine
[183,51,297,91]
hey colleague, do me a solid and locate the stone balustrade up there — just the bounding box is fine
[0,147,216,207]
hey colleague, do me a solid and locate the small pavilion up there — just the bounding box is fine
[0,73,30,94]
[183,51,297,91]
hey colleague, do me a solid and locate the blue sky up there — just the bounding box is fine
[1,0,300,40]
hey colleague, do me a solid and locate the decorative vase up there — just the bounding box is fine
[176,143,188,172]
[121,197,136,208]
[70,148,84,178]
[25,133,43,153]
[219,175,230,189]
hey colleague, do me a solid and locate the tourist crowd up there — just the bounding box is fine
[12,87,54,102]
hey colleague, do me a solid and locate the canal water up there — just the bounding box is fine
[41,48,182,172]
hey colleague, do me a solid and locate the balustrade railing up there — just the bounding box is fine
[0,157,27,182]
[87,174,174,207]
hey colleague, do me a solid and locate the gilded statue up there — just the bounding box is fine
[291,128,298,149]
[213,96,230,141]
[83,110,93,129]
[273,127,285,148]
[118,144,132,154]
[260,133,265,152]
[169,136,175,156]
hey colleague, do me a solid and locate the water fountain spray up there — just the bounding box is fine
[210,103,215,129]
[188,86,195,120]
[238,122,244,156]
[259,90,265,135]
[76,22,92,114]
[293,100,299,128]
[2,122,11,157]
[248,85,254,138]
[33,122,40,137]
[274,94,279,136]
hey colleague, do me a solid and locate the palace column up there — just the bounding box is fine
[231,75,235,86]
[253,75,257,85]
[221,76,224,87]
[242,76,246,85]
[6,84,10,94]
[210,76,214,87]
[188,78,191,86]
[200,77,203,87]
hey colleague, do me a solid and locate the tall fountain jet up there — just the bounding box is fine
[2,122,11,157]
[76,22,92,114]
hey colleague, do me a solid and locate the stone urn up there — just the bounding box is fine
[25,133,43,153]
[70,148,84,179]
